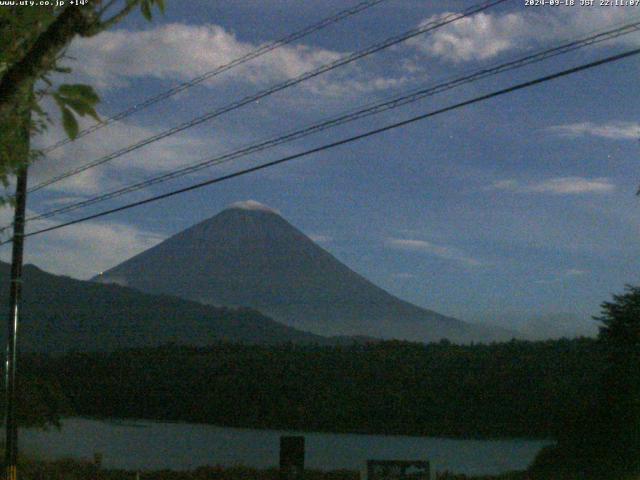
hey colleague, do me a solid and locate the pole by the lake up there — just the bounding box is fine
[4,165,28,480]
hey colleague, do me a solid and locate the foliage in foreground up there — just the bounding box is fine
[0,373,69,429]
[527,285,640,480]
[0,0,165,195]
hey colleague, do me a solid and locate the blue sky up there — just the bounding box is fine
[4,0,640,335]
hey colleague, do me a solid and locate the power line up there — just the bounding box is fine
[8,46,639,244]
[40,0,390,154]
[28,0,509,194]
[20,19,640,225]
[25,20,639,222]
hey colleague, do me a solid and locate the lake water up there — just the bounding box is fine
[21,418,551,476]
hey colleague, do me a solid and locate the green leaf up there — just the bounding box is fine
[52,92,63,108]
[87,108,100,123]
[141,1,152,21]
[64,98,100,122]
[57,84,99,104]
[154,0,166,14]
[61,107,79,140]
[53,66,72,74]
[31,102,46,118]
[63,98,91,116]
[54,84,101,125]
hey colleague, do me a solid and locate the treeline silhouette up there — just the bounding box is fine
[12,285,639,479]
[528,285,640,479]
[24,338,604,439]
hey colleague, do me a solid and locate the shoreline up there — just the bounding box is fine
[66,415,554,443]
[19,456,527,480]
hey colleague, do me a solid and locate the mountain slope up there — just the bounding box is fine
[96,201,502,343]
[0,262,334,353]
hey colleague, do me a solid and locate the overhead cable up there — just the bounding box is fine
[29,0,509,194]
[8,46,639,244]
[21,19,640,225]
[40,0,391,154]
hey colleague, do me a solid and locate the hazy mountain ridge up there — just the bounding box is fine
[0,261,347,353]
[96,202,510,343]
[482,312,598,340]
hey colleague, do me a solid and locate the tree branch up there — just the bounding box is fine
[0,7,95,120]
[86,0,141,35]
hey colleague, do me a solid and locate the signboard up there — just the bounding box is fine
[280,436,305,480]
[367,460,430,480]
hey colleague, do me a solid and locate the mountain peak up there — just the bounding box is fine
[225,200,280,214]
[96,204,499,343]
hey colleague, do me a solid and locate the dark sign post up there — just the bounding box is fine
[367,460,431,480]
[279,436,305,480]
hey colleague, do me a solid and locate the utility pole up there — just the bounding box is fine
[4,89,31,480]
[4,166,27,480]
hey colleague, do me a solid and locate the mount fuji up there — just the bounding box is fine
[95,201,506,343]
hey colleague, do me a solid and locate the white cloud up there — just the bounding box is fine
[408,8,640,63]
[565,268,587,276]
[408,12,525,62]
[0,207,164,279]
[490,179,519,191]
[533,278,561,285]
[67,23,412,96]
[543,7,640,46]
[29,107,240,197]
[526,178,615,195]
[307,72,417,98]
[68,24,338,88]
[534,268,588,285]
[548,121,640,140]
[490,177,615,195]
[386,237,483,267]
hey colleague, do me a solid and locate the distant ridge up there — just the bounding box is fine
[0,261,345,353]
[96,201,508,343]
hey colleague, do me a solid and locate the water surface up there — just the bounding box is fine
[22,418,551,476]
